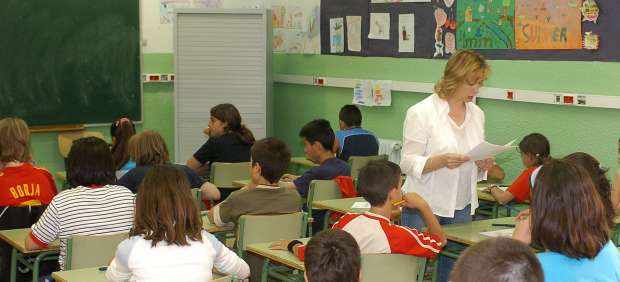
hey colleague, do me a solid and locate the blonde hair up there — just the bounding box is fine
[434,50,490,99]
[129,130,170,166]
[0,118,31,163]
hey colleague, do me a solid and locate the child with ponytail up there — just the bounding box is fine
[110,117,136,171]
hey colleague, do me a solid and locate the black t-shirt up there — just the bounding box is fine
[192,133,252,165]
[117,164,204,193]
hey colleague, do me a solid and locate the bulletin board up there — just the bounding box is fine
[320,0,620,61]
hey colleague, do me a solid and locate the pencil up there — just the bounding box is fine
[392,199,406,206]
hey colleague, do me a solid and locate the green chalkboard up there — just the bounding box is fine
[0,0,141,126]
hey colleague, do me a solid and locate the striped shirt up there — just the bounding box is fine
[29,185,135,270]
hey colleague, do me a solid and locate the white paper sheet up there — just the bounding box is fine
[369,13,390,40]
[352,80,392,107]
[466,139,516,161]
[480,228,515,238]
[330,18,344,53]
[398,14,415,52]
[351,202,371,209]
[346,16,362,52]
[477,185,508,192]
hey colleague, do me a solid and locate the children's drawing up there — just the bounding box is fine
[369,13,390,40]
[346,16,362,52]
[398,14,415,53]
[457,0,515,49]
[330,18,344,53]
[515,0,582,49]
[580,0,599,23]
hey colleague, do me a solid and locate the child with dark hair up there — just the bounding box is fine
[208,137,301,227]
[110,117,136,171]
[0,117,57,206]
[334,104,379,162]
[106,165,249,281]
[304,229,361,282]
[452,237,543,282]
[513,159,620,281]
[490,133,550,204]
[186,103,254,174]
[273,160,445,260]
[25,137,135,271]
[564,152,614,226]
[282,119,350,198]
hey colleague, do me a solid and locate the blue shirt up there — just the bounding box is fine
[119,160,136,171]
[537,241,620,282]
[293,157,350,198]
[335,127,379,161]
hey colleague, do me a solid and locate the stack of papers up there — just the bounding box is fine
[467,139,517,161]
[351,202,371,209]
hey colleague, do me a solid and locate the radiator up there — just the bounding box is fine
[378,138,402,165]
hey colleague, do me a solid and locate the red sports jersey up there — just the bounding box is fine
[506,166,538,203]
[0,163,57,206]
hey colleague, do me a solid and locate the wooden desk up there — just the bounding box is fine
[0,228,60,282]
[246,238,309,272]
[202,213,234,234]
[232,179,250,188]
[52,267,229,282]
[311,197,369,214]
[442,217,516,246]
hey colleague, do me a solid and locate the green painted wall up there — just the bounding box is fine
[28,52,620,187]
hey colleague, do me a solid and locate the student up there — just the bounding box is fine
[208,137,301,227]
[303,229,361,282]
[564,152,615,226]
[0,117,57,206]
[334,104,379,162]
[106,165,250,282]
[273,160,445,259]
[513,159,620,281]
[490,133,550,204]
[186,103,255,174]
[25,137,135,271]
[281,119,350,198]
[452,237,543,282]
[117,130,220,201]
[110,117,136,171]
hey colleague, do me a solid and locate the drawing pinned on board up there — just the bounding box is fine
[581,0,599,23]
[269,0,321,54]
[353,80,392,107]
[515,0,582,49]
[433,8,447,57]
[583,31,600,50]
[398,14,415,53]
[272,5,286,28]
[330,18,344,53]
[369,13,390,40]
[457,0,515,49]
[445,32,456,54]
[353,80,373,106]
[346,16,362,52]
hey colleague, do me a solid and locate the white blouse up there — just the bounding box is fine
[400,93,486,217]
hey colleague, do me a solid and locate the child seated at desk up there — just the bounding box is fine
[513,159,620,281]
[110,117,136,172]
[451,237,543,282]
[334,104,379,162]
[489,133,550,204]
[208,137,301,227]
[106,165,249,282]
[117,130,220,201]
[304,229,361,282]
[25,137,135,271]
[273,160,445,259]
[0,117,57,206]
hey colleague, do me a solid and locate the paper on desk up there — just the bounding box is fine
[351,202,371,209]
[467,139,516,161]
[476,185,508,192]
[480,228,514,238]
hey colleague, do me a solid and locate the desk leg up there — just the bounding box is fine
[31,251,58,282]
[10,248,17,282]
[261,258,271,282]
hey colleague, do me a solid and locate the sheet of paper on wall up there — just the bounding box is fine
[266,0,321,54]
[515,0,582,49]
[398,14,415,52]
[330,18,344,53]
[346,16,362,52]
[159,0,192,24]
[456,0,515,49]
[368,13,390,40]
[467,139,516,161]
[371,0,431,3]
[353,80,392,106]
[353,80,374,106]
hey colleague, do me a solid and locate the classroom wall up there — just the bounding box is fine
[29,52,620,186]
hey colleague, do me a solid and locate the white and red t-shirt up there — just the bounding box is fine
[297,212,443,260]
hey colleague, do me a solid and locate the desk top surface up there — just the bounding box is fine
[0,228,60,254]
[442,217,516,246]
[311,197,369,214]
[246,238,310,271]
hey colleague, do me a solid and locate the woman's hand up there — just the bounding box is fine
[475,157,495,171]
[512,215,532,244]
[442,153,470,169]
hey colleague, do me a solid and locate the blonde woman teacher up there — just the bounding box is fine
[399,50,494,282]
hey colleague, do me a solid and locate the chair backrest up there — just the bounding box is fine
[361,254,426,282]
[307,180,341,206]
[340,134,379,162]
[57,131,106,158]
[65,233,128,270]
[209,162,251,188]
[190,187,205,210]
[348,155,388,180]
[237,212,306,256]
